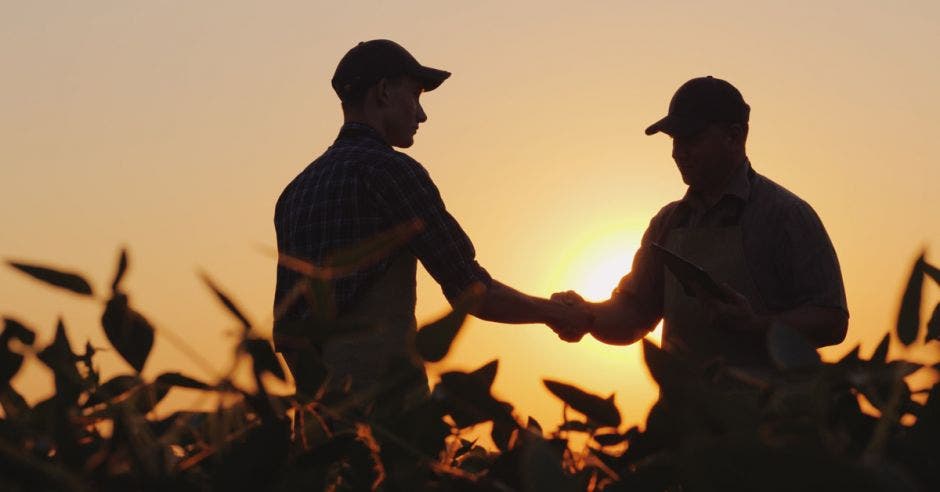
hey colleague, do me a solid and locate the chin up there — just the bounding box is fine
[392,137,415,149]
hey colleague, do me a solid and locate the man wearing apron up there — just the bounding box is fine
[273,40,592,408]
[552,76,848,385]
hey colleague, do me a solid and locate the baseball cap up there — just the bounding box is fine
[645,76,750,137]
[331,39,451,102]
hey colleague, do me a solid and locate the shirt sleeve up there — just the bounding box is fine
[610,204,680,319]
[364,154,492,303]
[774,200,848,314]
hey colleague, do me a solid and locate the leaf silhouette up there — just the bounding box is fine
[84,375,141,407]
[594,432,628,446]
[837,344,861,366]
[326,219,423,276]
[924,261,940,284]
[870,333,890,364]
[927,302,940,342]
[0,318,36,386]
[243,338,285,381]
[111,248,128,293]
[526,416,543,435]
[2,318,36,346]
[200,272,252,332]
[437,360,514,428]
[155,372,212,390]
[767,322,821,370]
[7,261,94,296]
[101,293,155,373]
[37,319,84,404]
[896,254,925,346]
[471,359,498,390]
[414,282,484,362]
[543,380,620,428]
[558,420,590,433]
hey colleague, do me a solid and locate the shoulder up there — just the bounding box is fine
[640,199,686,244]
[749,170,829,237]
[750,170,819,219]
[363,150,434,186]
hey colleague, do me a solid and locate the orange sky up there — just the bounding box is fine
[2,1,939,432]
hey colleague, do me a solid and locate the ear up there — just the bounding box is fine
[726,123,746,145]
[374,77,392,108]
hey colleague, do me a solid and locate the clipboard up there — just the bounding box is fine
[650,242,735,302]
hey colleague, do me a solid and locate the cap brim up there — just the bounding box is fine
[644,115,709,137]
[411,65,451,91]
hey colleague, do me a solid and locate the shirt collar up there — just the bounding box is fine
[681,159,753,211]
[335,122,388,146]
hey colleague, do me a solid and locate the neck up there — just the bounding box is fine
[344,111,388,144]
[693,155,747,207]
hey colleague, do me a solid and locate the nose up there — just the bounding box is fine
[417,102,427,123]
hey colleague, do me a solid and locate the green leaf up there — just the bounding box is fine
[543,379,621,428]
[155,372,212,390]
[110,248,128,293]
[243,338,285,381]
[414,283,484,362]
[7,261,94,296]
[926,302,940,342]
[101,293,154,373]
[870,332,890,364]
[896,254,925,346]
[766,322,821,370]
[200,272,252,331]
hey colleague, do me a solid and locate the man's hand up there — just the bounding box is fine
[703,282,764,333]
[548,291,593,342]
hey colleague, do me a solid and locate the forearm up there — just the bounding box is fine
[756,305,848,348]
[472,280,567,325]
[588,299,660,345]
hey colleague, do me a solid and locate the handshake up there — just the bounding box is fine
[548,290,595,343]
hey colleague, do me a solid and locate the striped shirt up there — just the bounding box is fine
[614,161,848,319]
[273,122,492,324]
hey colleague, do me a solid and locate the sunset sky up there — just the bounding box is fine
[2,1,938,432]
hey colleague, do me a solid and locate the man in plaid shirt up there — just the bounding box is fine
[274,40,591,394]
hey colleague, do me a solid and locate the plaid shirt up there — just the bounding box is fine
[273,122,492,324]
[614,161,848,319]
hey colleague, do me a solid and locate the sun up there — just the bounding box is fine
[555,225,662,345]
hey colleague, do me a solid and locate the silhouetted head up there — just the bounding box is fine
[646,76,750,191]
[331,40,450,148]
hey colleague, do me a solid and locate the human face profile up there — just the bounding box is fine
[670,124,735,191]
[382,76,428,148]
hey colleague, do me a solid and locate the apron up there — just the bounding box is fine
[662,225,770,369]
[653,224,771,437]
[320,252,427,395]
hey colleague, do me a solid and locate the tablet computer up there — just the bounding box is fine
[650,242,734,302]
